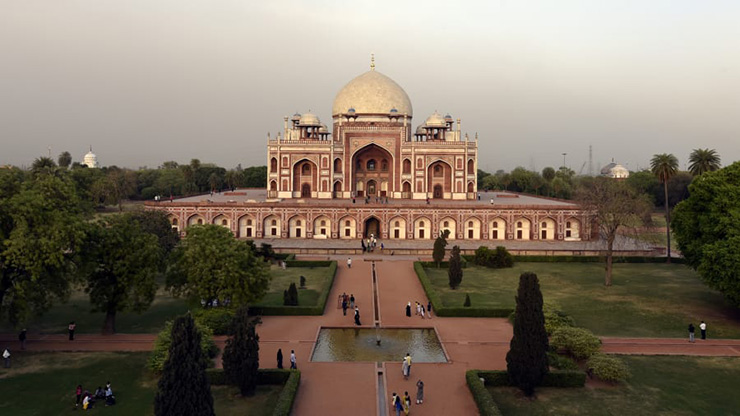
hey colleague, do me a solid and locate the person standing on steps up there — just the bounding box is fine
[68,321,76,341]
[688,323,695,343]
[277,348,283,369]
[290,350,297,369]
[347,257,352,268]
[700,320,707,340]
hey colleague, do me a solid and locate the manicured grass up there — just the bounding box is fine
[0,282,190,335]
[425,263,740,338]
[0,352,280,416]
[212,385,282,416]
[253,265,332,307]
[489,356,740,415]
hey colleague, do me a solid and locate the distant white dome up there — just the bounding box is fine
[333,70,413,117]
[83,148,98,168]
[601,162,629,179]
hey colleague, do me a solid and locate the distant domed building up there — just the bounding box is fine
[601,161,629,179]
[148,57,594,245]
[83,147,98,168]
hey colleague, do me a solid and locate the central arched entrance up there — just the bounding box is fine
[301,183,311,198]
[352,144,393,197]
[364,217,380,238]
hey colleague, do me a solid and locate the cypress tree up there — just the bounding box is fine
[464,293,471,307]
[154,314,214,416]
[506,272,549,397]
[448,245,463,289]
[222,307,259,396]
[432,230,449,267]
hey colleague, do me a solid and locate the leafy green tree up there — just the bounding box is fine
[0,172,87,327]
[448,245,463,289]
[57,151,72,168]
[651,153,679,263]
[576,177,651,286]
[126,210,180,260]
[541,167,556,182]
[506,272,549,397]
[241,166,267,188]
[154,314,215,416]
[81,215,161,334]
[673,162,740,306]
[688,148,721,176]
[31,156,57,174]
[222,307,260,396]
[463,293,471,307]
[625,170,659,205]
[167,225,270,307]
[432,229,450,267]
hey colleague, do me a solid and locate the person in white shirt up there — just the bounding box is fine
[347,258,352,268]
[700,321,707,340]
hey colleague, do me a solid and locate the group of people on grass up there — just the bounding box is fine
[391,354,424,414]
[405,301,432,319]
[75,381,115,410]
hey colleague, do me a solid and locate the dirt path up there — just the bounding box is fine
[2,259,740,415]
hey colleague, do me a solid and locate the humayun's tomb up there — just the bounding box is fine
[147,59,611,253]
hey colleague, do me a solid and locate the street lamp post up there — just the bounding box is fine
[562,153,567,168]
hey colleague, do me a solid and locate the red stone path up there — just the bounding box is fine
[2,259,740,416]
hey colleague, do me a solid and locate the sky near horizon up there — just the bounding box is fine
[1,0,738,173]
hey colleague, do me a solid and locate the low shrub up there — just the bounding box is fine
[465,370,503,416]
[285,260,332,267]
[149,318,218,372]
[587,354,631,383]
[257,369,292,385]
[206,368,228,385]
[464,294,471,307]
[193,307,235,335]
[543,303,575,335]
[550,327,602,359]
[547,352,578,371]
[472,246,514,268]
[477,370,510,387]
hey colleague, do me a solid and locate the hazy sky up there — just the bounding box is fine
[2,0,739,173]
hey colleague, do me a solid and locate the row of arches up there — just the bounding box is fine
[171,214,581,241]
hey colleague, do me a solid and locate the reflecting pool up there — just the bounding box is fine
[311,328,447,363]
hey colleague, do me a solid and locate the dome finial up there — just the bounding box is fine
[370,53,375,71]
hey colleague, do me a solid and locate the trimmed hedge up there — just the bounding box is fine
[463,254,683,263]
[274,253,296,261]
[467,369,585,415]
[587,353,631,383]
[414,262,513,318]
[206,368,301,416]
[465,370,503,416]
[418,258,468,269]
[250,261,337,316]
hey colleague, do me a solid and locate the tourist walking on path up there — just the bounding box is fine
[392,392,402,416]
[277,348,283,369]
[402,353,412,379]
[68,321,76,341]
[406,302,412,317]
[354,307,361,325]
[3,348,10,368]
[420,305,425,319]
[416,379,424,404]
[290,350,297,369]
[350,294,355,308]
[403,391,411,415]
[688,323,695,343]
[18,328,26,350]
[700,321,707,339]
[415,302,420,315]
[342,298,348,316]
[347,257,352,268]
[427,301,432,319]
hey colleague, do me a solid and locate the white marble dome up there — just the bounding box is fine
[424,111,447,127]
[332,70,413,117]
[83,148,98,168]
[299,112,321,126]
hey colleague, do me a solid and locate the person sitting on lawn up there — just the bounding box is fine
[95,386,105,400]
[105,386,116,406]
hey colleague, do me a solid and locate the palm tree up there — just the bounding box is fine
[650,153,679,263]
[688,148,721,176]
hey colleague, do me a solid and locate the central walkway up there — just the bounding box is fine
[258,259,513,416]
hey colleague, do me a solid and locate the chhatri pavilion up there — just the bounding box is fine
[148,59,593,245]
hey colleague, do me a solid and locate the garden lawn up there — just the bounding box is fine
[253,265,332,307]
[424,263,740,338]
[0,281,189,334]
[0,352,280,416]
[489,356,740,416]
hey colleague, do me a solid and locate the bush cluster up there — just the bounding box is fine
[547,351,578,370]
[148,319,218,372]
[587,354,631,382]
[473,246,514,268]
[193,307,235,335]
[550,327,602,359]
[543,303,576,335]
[283,282,299,306]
